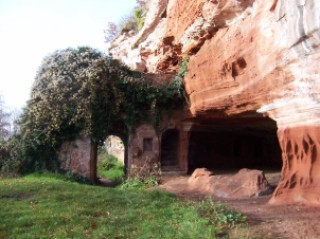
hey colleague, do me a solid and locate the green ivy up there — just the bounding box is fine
[10,47,189,174]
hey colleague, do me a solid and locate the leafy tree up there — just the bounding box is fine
[17,47,137,172]
[104,22,119,43]
[0,96,10,142]
[104,0,147,42]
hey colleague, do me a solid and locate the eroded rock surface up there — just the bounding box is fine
[270,126,320,205]
[187,168,271,198]
[110,0,320,204]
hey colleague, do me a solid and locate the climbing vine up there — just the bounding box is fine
[10,47,188,173]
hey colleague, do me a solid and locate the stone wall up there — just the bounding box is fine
[127,124,160,179]
[59,136,96,181]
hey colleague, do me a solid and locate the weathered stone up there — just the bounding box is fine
[105,0,320,204]
[128,124,160,179]
[59,135,96,181]
[188,168,271,198]
[187,168,214,193]
[270,126,320,205]
[165,0,320,204]
[109,0,169,72]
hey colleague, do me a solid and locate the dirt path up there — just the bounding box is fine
[157,173,320,239]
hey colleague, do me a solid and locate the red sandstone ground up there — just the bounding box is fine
[157,172,320,239]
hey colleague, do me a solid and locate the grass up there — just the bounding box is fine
[0,172,249,239]
[97,152,124,184]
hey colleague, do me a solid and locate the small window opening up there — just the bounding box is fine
[143,138,153,151]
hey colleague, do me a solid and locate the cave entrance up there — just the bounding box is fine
[160,129,179,170]
[187,116,282,175]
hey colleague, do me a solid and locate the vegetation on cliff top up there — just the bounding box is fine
[104,0,147,43]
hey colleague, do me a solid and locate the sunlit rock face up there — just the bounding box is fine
[109,0,169,72]
[270,126,320,205]
[110,0,320,205]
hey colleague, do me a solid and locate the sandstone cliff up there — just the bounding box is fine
[110,0,320,205]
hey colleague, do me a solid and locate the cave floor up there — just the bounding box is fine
[157,171,320,239]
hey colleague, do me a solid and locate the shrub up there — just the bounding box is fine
[97,147,124,184]
[134,8,145,30]
[104,22,119,43]
[104,0,147,42]
[197,199,247,232]
[0,136,24,177]
[119,15,138,33]
[120,176,159,190]
[0,95,11,141]
[99,154,122,171]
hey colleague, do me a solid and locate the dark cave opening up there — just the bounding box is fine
[160,129,179,168]
[187,117,282,174]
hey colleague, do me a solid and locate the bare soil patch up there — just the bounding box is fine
[158,171,320,239]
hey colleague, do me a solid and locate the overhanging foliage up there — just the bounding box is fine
[5,47,187,173]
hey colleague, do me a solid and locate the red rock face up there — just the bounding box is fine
[183,1,293,116]
[270,126,320,205]
[109,0,320,205]
[175,0,320,205]
[165,0,206,41]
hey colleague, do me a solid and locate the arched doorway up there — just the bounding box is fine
[95,120,129,184]
[160,129,179,170]
[97,135,125,185]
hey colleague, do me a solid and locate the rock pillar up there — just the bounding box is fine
[178,123,192,172]
[270,126,320,204]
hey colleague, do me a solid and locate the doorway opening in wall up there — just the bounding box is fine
[97,135,125,185]
[187,116,283,189]
[160,129,180,171]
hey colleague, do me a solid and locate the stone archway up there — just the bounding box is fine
[98,121,129,180]
[58,121,129,182]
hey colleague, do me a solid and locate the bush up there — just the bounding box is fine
[99,154,122,171]
[0,136,24,177]
[104,1,147,42]
[134,8,145,30]
[104,22,119,43]
[120,176,158,190]
[197,199,247,233]
[97,149,124,184]
[119,15,138,33]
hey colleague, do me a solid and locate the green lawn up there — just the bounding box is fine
[0,173,247,239]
